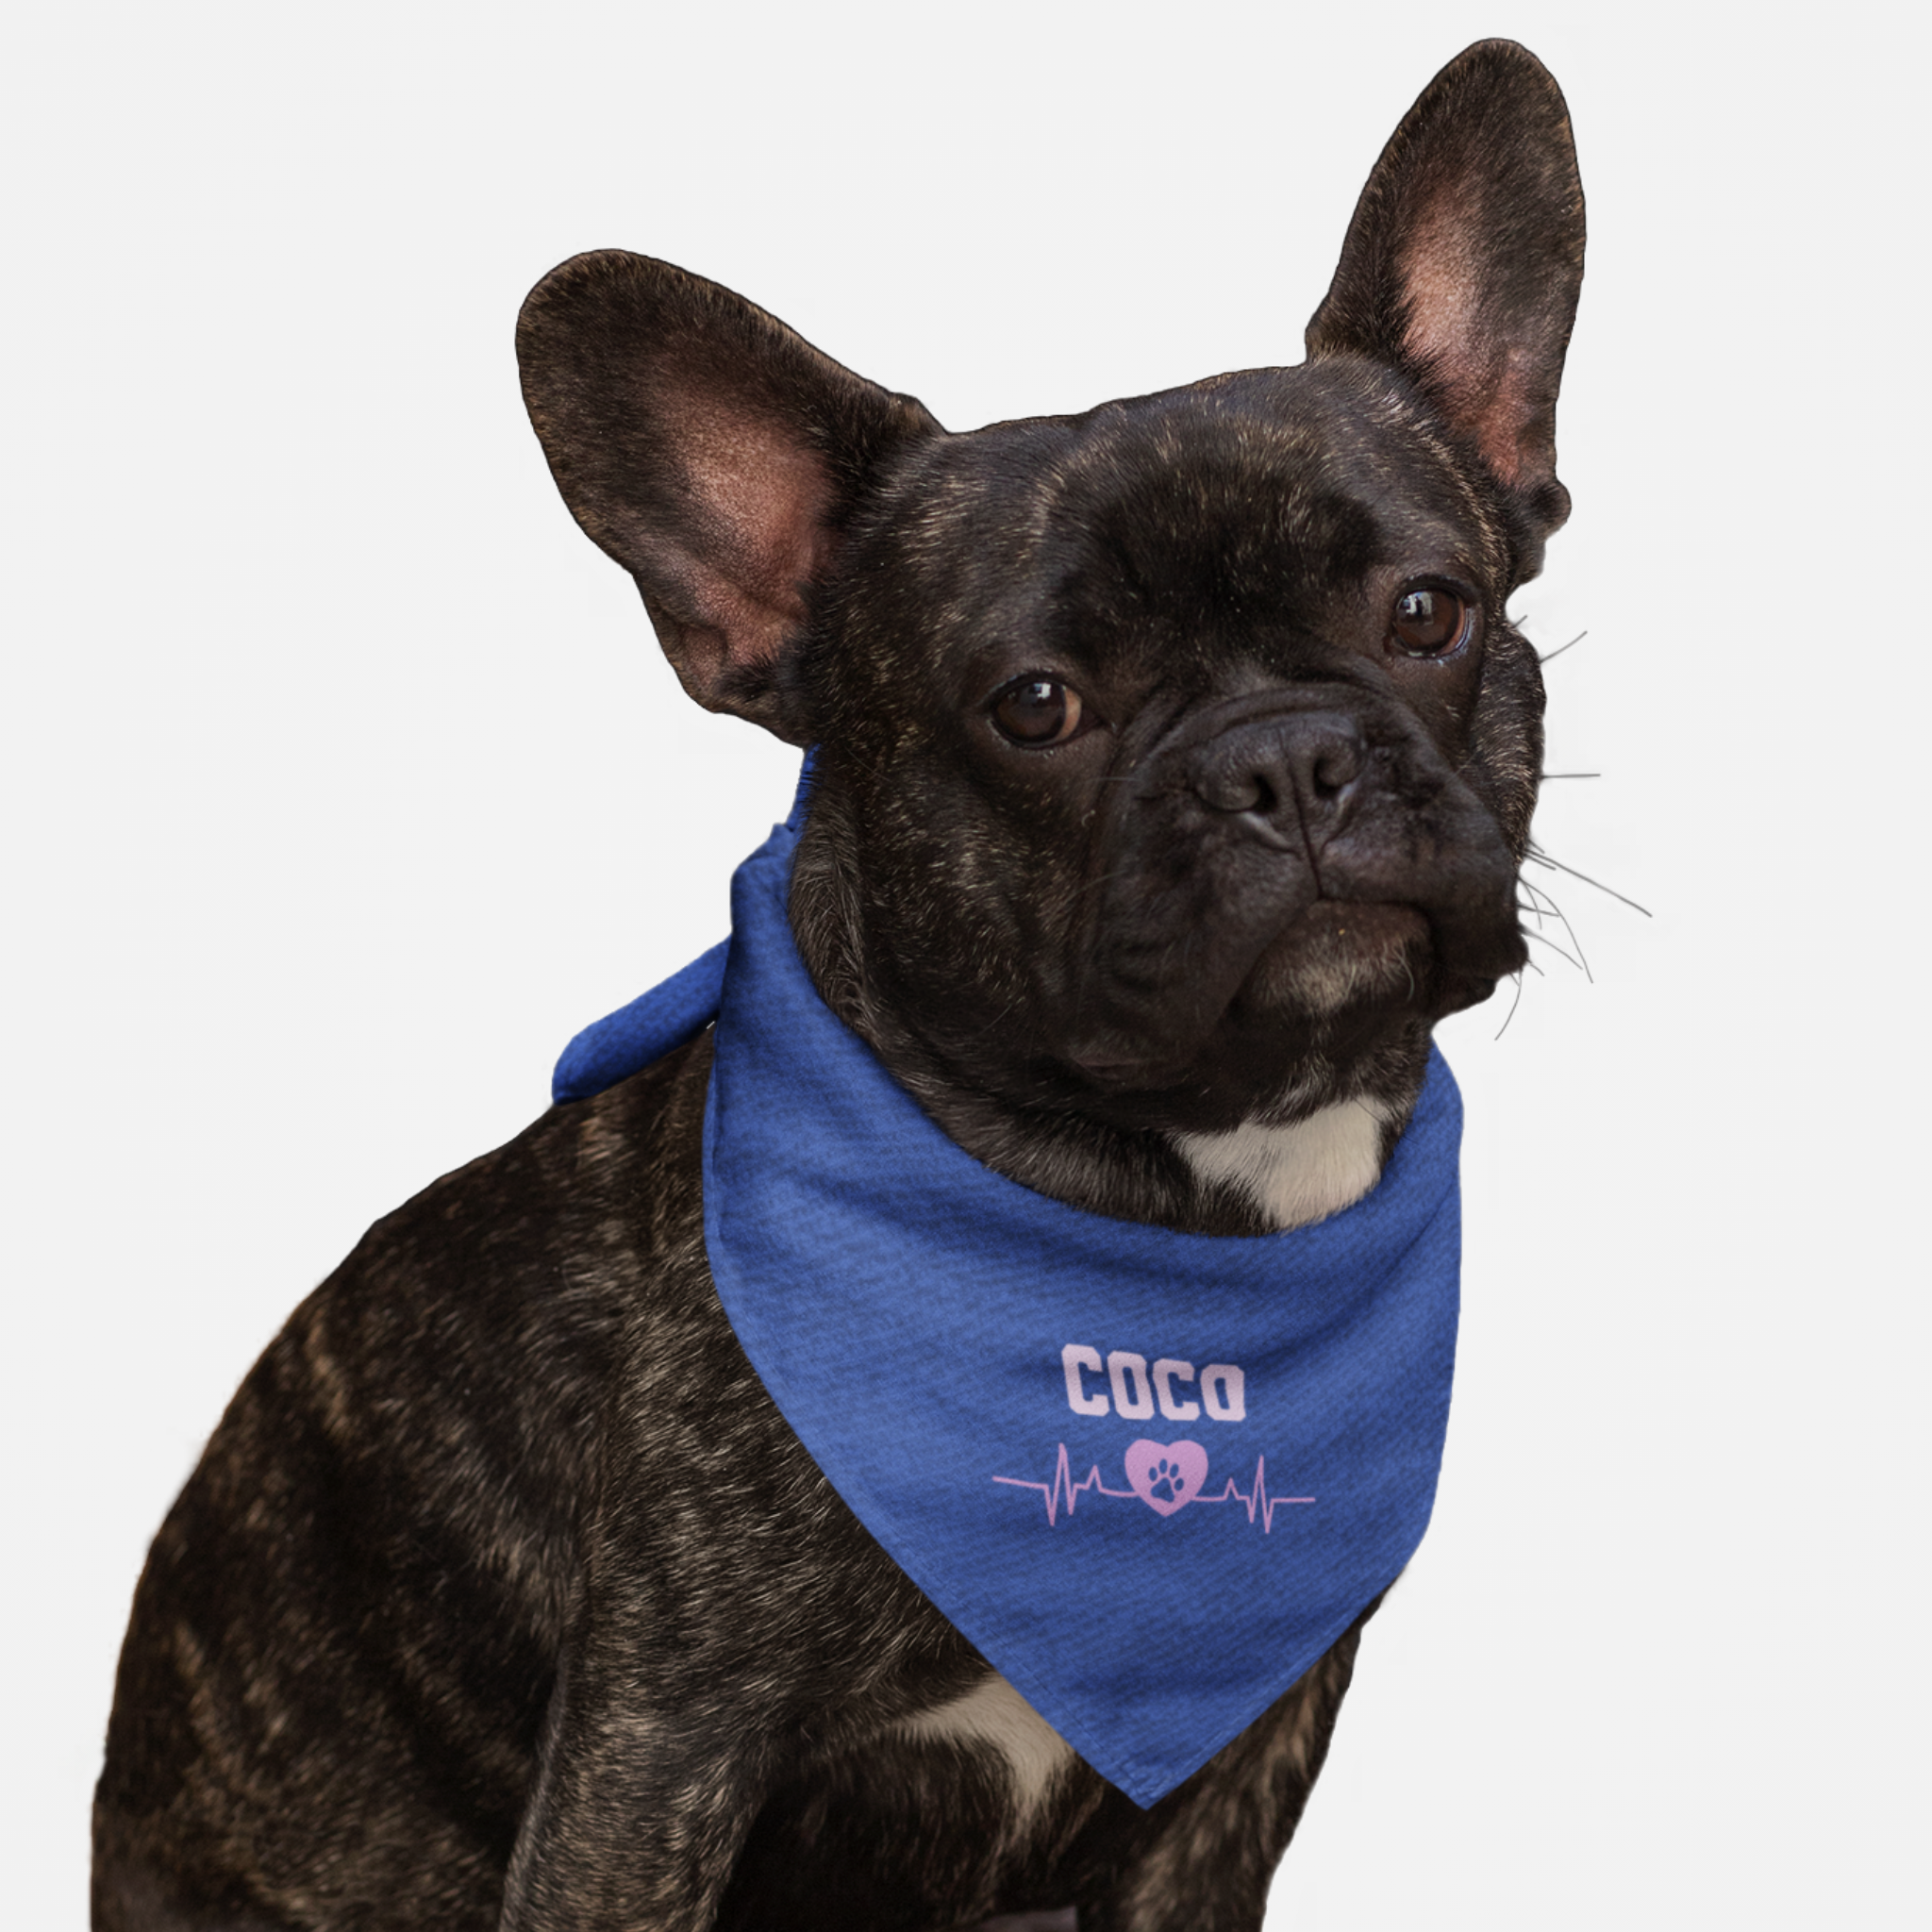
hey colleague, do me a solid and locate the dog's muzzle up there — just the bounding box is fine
[1058,691,1524,1091]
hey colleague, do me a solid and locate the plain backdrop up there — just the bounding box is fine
[5,3,1926,1926]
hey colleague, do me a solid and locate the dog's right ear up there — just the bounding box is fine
[517,253,939,743]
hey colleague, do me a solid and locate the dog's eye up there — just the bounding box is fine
[1390,586,1472,658]
[991,675,1085,747]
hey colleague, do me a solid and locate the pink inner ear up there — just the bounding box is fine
[1399,194,1536,489]
[661,392,837,677]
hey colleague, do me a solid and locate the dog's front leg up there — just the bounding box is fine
[498,1643,772,1932]
[492,1361,897,1932]
[1077,1617,1373,1932]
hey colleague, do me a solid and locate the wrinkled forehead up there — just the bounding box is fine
[875,362,1506,641]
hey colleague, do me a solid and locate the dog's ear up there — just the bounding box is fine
[1307,41,1585,567]
[518,252,939,743]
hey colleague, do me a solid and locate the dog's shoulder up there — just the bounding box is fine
[282,1025,714,1415]
[128,1030,721,1687]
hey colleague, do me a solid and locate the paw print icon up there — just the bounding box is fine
[1124,1439,1208,1517]
[1147,1457,1185,1503]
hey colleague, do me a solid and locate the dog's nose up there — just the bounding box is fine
[1190,711,1365,851]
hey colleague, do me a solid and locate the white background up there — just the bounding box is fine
[5,3,1926,1926]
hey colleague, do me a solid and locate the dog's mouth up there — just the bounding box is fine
[1232,891,1519,1041]
[1237,899,1435,1019]
[1063,897,1454,1096]
[1058,862,1525,1114]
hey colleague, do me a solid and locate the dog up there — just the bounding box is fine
[95,38,1584,1932]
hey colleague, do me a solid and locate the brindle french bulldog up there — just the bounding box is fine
[95,38,1584,1931]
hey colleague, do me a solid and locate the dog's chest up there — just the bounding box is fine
[713,1672,1105,1929]
[895,1672,1075,1817]
[1174,1098,1389,1229]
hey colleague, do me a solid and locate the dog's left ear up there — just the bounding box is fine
[1307,40,1585,570]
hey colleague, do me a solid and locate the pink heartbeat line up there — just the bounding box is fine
[992,1443,1315,1533]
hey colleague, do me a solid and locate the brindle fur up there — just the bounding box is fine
[97,40,1583,1931]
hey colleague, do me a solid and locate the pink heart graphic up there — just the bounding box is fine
[1123,1439,1209,1517]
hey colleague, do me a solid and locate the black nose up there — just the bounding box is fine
[1190,710,1365,851]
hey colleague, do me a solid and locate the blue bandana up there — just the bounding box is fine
[555,775,1462,1807]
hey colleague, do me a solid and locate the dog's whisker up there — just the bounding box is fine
[1521,927,1584,974]
[1524,844,1653,917]
[1493,971,1526,1040]
[1517,875,1592,980]
[1539,771,1600,779]
[1538,628,1588,665]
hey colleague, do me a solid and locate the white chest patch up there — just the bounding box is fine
[898,1673,1074,1816]
[1174,1099,1387,1231]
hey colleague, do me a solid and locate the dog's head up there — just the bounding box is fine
[518,41,1583,1153]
